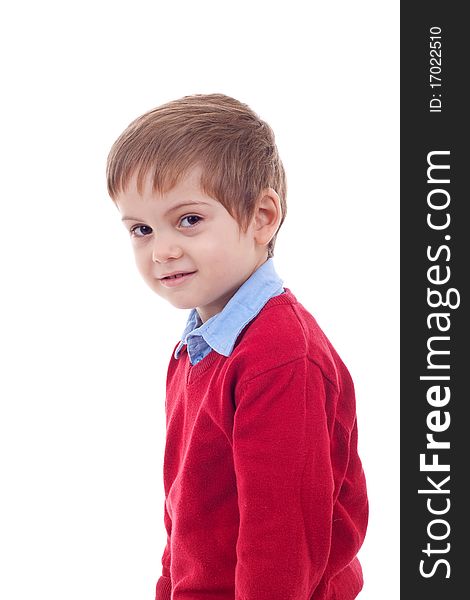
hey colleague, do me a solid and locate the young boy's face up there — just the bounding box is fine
[115,166,268,323]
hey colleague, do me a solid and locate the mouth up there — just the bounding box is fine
[159,271,197,287]
[160,271,196,280]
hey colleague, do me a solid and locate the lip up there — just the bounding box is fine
[159,270,196,279]
[159,271,197,288]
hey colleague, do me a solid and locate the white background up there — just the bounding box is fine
[0,1,399,598]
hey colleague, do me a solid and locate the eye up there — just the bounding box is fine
[179,215,202,228]
[129,224,152,238]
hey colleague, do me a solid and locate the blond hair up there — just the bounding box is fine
[106,93,287,258]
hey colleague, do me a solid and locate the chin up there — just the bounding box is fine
[168,298,198,311]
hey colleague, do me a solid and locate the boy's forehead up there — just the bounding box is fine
[143,166,202,198]
[115,164,219,216]
[129,164,204,198]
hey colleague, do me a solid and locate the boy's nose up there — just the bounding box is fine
[152,236,183,263]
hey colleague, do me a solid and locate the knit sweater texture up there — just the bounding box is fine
[155,287,368,600]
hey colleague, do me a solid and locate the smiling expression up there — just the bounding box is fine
[115,166,273,323]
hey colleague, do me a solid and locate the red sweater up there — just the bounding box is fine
[155,288,368,600]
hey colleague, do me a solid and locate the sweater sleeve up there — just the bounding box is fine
[155,500,172,600]
[233,358,334,600]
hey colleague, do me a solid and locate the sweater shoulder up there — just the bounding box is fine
[231,290,342,388]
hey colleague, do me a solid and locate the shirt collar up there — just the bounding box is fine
[174,257,284,359]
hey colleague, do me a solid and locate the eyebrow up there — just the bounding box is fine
[121,201,212,222]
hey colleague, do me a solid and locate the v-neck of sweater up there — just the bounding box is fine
[177,287,298,385]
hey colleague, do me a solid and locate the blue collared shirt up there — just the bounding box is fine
[174,257,285,365]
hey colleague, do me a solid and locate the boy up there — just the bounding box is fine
[106,94,368,600]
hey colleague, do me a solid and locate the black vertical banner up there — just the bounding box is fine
[401,3,468,599]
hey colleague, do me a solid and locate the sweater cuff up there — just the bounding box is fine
[155,575,172,600]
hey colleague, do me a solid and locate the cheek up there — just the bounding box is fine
[196,226,240,257]
[197,241,233,274]
[133,249,152,277]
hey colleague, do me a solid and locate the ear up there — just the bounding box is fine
[252,188,282,247]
